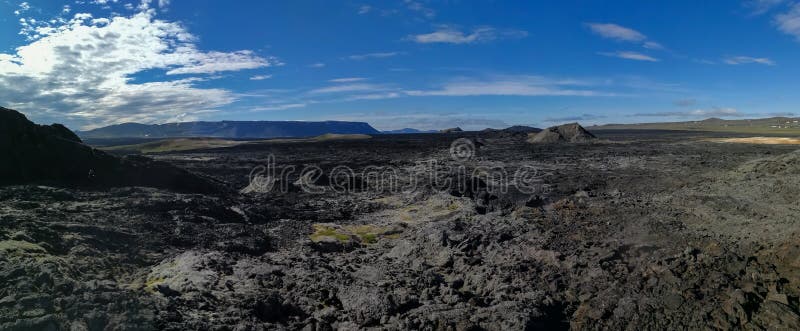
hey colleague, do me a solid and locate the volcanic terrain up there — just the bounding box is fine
[2,114,800,330]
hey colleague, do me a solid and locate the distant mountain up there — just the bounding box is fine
[381,128,438,134]
[78,120,381,139]
[591,117,800,134]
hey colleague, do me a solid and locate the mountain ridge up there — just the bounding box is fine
[591,116,800,134]
[78,120,381,139]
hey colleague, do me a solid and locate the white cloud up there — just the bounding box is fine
[250,103,307,112]
[62,5,72,14]
[91,18,111,25]
[309,83,387,94]
[723,56,775,65]
[586,23,647,42]
[330,77,366,83]
[342,92,402,101]
[14,2,31,16]
[403,0,435,19]
[409,26,528,44]
[746,0,786,15]
[358,5,372,14]
[0,10,276,129]
[158,0,171,9]
[598,51,660,62]
[775,3,800,40]
[250,75,272,80]
[167,50,274,75]
[346,52,401,60]
[309,62,326,68]
[642,41,664,50]
[406,75,615,97]
[586,23,668,51]
[137,0,152,10]
[693,58,717,65]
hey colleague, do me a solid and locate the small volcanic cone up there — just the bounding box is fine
[528,122,596,143]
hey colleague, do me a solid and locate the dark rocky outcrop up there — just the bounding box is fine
[502,125,541,133]
[483,125,542,138]
[0,107,220,193]
[528,122,596,143]
[439,127,464,134]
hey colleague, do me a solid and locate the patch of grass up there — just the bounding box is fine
[359,233,378,244]
[309,224,397,244]
[0,240,47,254]
[350,225,385,244]
[145,276,166,292]
[309,225,352,243]
[102,138,244,154]
[384,233,402,239]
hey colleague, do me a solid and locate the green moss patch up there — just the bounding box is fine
[309,224,399,245]
[0,240,47,254]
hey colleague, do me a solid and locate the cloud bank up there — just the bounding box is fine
[0,8,276,129]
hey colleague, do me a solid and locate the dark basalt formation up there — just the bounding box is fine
[78,120,380,139]
[483,125,542,138]
[439,127,464,133]
[528,122,596,143]
[0,107,220,193]
[502,125,541,133]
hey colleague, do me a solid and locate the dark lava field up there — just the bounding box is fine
[3,129,800,330]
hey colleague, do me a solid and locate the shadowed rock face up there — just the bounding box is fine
[528,123,596,143]
[0,107,220,193]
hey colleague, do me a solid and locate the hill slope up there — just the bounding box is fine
[0,106,220,193]
[591,117,800,135]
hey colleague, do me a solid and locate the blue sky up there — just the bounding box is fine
[1,0,800,130]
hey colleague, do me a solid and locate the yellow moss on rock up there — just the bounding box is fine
[309,225,353,243]
[0,240,47,254]
[309,224,399,245]
[144,277,167,292]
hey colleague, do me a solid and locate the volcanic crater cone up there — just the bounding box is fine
[528,122,597,143]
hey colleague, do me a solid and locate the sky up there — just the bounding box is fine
[1,0,800,131]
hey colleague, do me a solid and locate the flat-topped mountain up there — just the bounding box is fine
[78,120,381,139]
